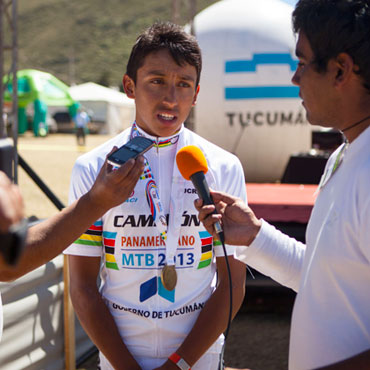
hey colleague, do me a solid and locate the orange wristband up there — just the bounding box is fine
[169,353,191,370]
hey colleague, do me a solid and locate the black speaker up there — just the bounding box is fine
[281,154,329,184]
[0,138,14,180]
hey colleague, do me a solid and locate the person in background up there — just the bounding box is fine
[64,22,246,370]
[196,1,370,369]
[74,108,90,146]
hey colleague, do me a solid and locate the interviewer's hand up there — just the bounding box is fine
[194,190,261,246]
[0,171,24,233]
[87,147,145,213]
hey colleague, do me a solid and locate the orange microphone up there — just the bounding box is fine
[176,145,224,244]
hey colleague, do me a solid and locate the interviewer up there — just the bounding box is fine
[0,153,144,340]
[196,0,370,369]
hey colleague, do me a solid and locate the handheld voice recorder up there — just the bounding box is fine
[107,136,154,167]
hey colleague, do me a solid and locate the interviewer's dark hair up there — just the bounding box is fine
[126,22,202,87]
[293,0,370,92]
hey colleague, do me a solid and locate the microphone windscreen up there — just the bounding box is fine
[176,145,208,180]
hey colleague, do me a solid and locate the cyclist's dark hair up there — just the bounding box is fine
[126,22,202,87]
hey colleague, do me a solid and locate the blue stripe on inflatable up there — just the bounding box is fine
[225,53,298,73]
[225,86,299,100]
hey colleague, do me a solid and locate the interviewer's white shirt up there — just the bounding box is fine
[236,126,370,369]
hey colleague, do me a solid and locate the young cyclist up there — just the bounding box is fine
[64,22,247,370]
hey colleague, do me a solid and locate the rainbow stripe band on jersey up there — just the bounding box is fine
[103,231,119,270]
[197,231,214,269]
[75,221,103,247]
[154,136,180,148]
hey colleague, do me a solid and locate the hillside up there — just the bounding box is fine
[17,0,218,88]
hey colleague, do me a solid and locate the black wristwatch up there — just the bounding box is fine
[0,219,28,265]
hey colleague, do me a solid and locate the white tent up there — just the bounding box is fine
[69,82,135,134]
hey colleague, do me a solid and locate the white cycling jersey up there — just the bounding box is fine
[64,124,247,367]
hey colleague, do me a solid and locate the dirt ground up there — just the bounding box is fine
[17,133,293,370]
[17,132,115,219]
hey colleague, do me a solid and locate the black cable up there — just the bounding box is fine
[221,238,233,341]
[18,154,65,210]
[218,233,233,370]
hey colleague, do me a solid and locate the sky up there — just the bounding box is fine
[282,0,299,6]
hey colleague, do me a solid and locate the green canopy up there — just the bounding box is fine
[3,69,78,136]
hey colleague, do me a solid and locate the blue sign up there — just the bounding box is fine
[225,53,299,100]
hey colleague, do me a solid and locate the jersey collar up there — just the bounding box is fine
[131,121,183,149]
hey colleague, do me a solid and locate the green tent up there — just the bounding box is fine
[3,69,79,136]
